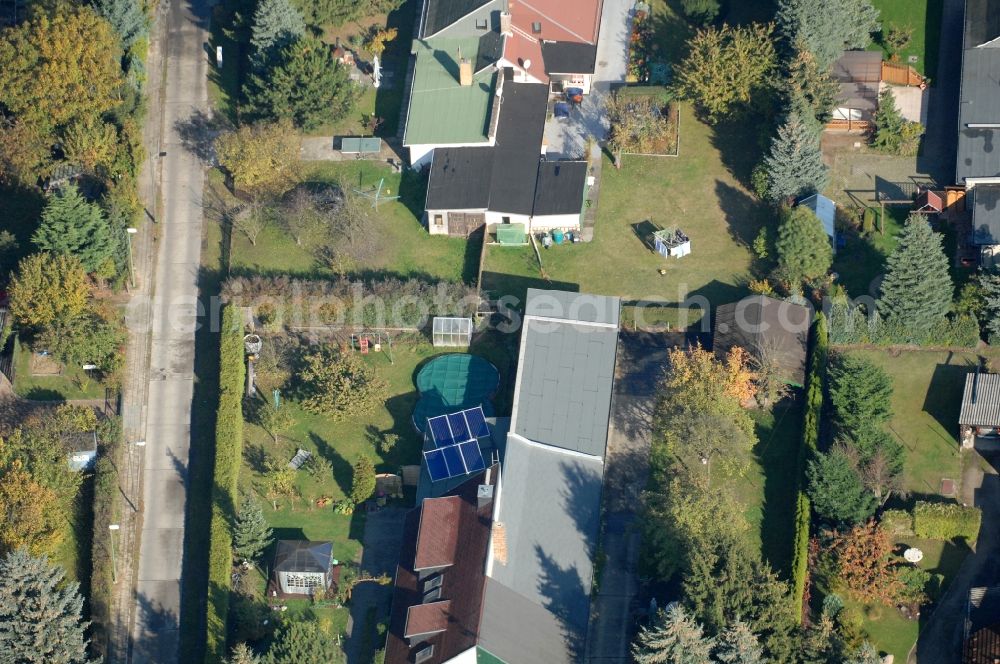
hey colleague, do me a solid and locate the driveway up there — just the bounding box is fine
[585,331,674,662]
[544,0,631,159]
[913,449,1000,664]
[346,508,407,664]
[916,0,965,184]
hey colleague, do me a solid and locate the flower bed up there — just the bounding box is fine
[627,6,658,83]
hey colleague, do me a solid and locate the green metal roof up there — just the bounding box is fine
[404,37,497,146]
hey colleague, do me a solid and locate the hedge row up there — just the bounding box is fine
[205,305,246,663]
[791,312,828,622]
[913,502,982,543]
[828,301,979,347]
[220,275,480,329]
[89,424,124,660]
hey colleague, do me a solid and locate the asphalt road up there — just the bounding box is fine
[129,0,209,659]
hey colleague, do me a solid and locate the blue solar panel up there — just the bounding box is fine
[447,412,470,444]
[459,441,486,472]
[424,449,449,482]
[464,407,490,439]
[428,415,455,448]
[441,444,465,476]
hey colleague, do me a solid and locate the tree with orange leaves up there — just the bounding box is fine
[655,343,758,476]
[832,520,905,606]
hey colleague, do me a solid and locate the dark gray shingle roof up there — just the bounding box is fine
[422,0,493,37]
[512,290,620,457]
[532,161,588,216]
[956,47,1000,183]
[714,295,811,387]
[488,82,548,215]
[479,435,604,663]
[540,41,598,74]
[959,372,1000,427]
[425,147,494,210]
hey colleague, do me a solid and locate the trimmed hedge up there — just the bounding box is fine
[792,312,828,622]
[205,305,246,663]
[89,423,124,660]
[881,509,914,537]
[913,502,982,543]
[828,299,980,347]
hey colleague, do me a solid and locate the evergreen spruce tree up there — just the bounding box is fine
[981,270,1000,341]
[845,642,883,664]
[827,353,893,434]
[248,0,305,70]
[262,619,341,664]
[95,0,148,49]
[227,642,259,664]
[233,495,273,564]
[774,205,833,283]
[806,446,878,525]
[872,88,906,153]
[777,0,880,69]
[762,113,828,203]
[244,37,357,130]
[631,605,713,664]
[877,215,953,338]
[0,548,91,663]
[714,620,766,664]
[33,184,118,274]
[786,40,839,124]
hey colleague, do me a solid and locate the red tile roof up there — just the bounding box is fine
[405,600,453,638]
[413,496,461,570]
[503,0,602,81]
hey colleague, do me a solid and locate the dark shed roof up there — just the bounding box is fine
[273,540,332,574]
[425,147,494,210]
[714,295,811,387]
[488,82,548,215]
[971,185,1000,244]
[959,372,1000,427]
[541,41,598,74]
[422,0,493,37]
[532,161,588,216]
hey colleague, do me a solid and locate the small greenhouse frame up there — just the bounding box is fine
[432,317,473,347]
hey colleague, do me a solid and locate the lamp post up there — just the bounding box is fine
[109,524,121,583]
[125,227,138,288]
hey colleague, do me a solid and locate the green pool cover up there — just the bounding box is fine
[413,354,499,432]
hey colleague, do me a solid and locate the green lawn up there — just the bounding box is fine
[832,206,906,298]
[12,337,108,401]
[843,349,990,496]
[227,162,479,284]
[869,0,944,78]
[481,104,765,319]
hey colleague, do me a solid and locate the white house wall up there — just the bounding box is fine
[550,73,593,95]
[485,210,531,226]
[442,646,479,664]
[530,212,582,232]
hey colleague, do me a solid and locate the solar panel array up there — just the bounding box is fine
[423,407,489,482]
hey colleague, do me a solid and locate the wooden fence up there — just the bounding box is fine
[825,118,872,132]
[881,61,925,87]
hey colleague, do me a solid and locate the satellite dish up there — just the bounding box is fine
[523,58,531,70]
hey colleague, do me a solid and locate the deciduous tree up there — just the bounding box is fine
[215,120,301,194]
[632,605,714,664]
[33,184,120,273]
[37,305,126,376]
[60,117,120,174]
[233,495,273,565]
[243,37,358,131]
[777,0,880,69]
[833,520,904,605]
[8,253,89,328]
[0,548,91,662]
[775,204,833,284]
[674,23,777,123]
[297,344,388,419]
[0,6,124,132]
[761,112,828,203]
[363,26,397,57]
[878,215,953,337]
[0,462,62,555]
[678,0,720,25]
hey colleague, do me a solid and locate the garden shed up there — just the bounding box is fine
[798,193,837,251]
[914,189,943,214]
[713,295,811,387]
[432,317,473,347]
[958,371,1000,448]
[65,431,98,471]
[272,540,335,596]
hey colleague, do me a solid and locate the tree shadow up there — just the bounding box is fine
[21,387,65,401]
[714,179,770,249]
[308,431,354,497]
[478,271,579,307]
[131,590,181,663]
[174,110,232,165]
[631,220,660,252]
[396,167,427,222]
[832,229,889,298]
[535,545,589,662]
[754,399,804,578]
[711,118,768,189]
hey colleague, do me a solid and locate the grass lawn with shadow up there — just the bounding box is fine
[12,338,108,401]
[869,0,944,78]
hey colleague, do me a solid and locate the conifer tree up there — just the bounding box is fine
[632,605,713,664]
[714,620,766,664]
[777,0,880,69]
[233,495,273,565]
[33,184,119,274]
[0,548,91,663]
[786,41,839,124]
[775,205,833,283]
[262,619,341,664]
[95,0,148,49]
[807,446,878,525]
[980,269,1000,341]
[878,215,953,337]
[762,113,828,203]
[248,0,305,70]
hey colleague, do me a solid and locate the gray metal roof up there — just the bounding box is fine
[959,372,1000,427]
[273,540,332,573]
[972,184,1000,245]
[479,435,604,663]
[524,288,621,325]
